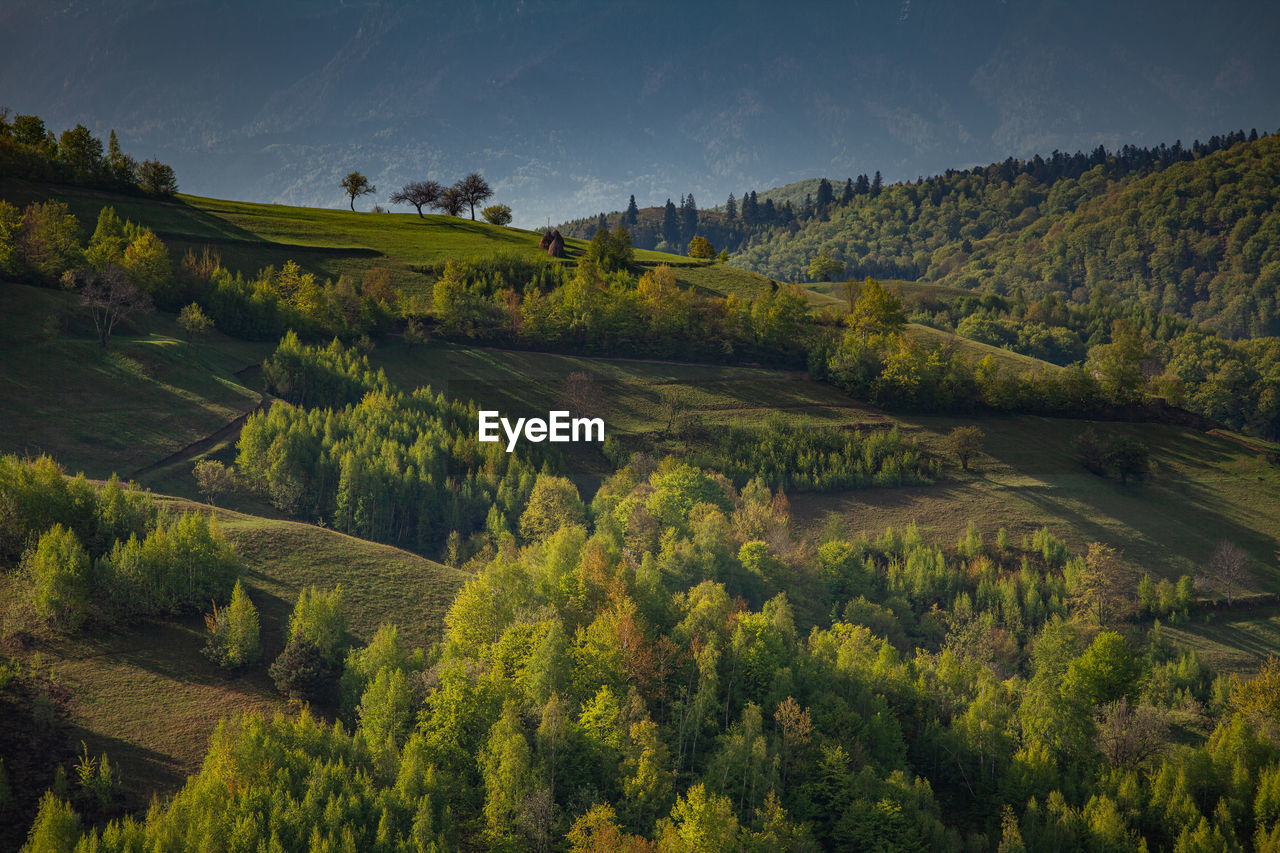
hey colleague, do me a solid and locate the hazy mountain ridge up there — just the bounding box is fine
[2,0,1276,226]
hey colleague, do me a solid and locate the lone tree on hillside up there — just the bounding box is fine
[1071,542,1133,628]
[73,266,152,347]
[848,278,906,336]
[390,180,443,217]
[945,425,985,471]
[193,459,236,505]
[340,171,376,211]
[455,172,493,220]
[557,371,603,420]
[437,186,466,217]
[177,302,213,340]
[688,236,715,259]
[482,204,512,226]
[1201,540,1254,606]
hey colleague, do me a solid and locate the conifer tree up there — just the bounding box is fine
[662,199,681,248]
[816,178,834,208]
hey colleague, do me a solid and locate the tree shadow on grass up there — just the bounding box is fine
[980,423,1279,586]
[68,725,191,811]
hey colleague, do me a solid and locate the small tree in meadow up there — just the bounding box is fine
[807,249,844,282]
[1202,540,1254,606]
[340,171,376,211]
[193,459,235,505]
[269,634,331,702]
[455,172,493,220]
[177,302,213,340]
[481,204,513,226]
[436,186,466,217]
[687,235,715,259]
[945,425,985,471]
[75,265,153,348]
[404,317,429,347]
[25,524,93,631]
[204,579,261,669]
[557,371,603,420]
[390,180,443,217]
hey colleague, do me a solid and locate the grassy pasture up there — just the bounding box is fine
[909,322,1062,374]
[1,178,699,298]
[1161,605,1280,674]
[372,339,887,434]
[804,276,972,307]
[9,498,465,812]
[790,414,1280,590]
[372,343,1279,594]
[0,283,268,479]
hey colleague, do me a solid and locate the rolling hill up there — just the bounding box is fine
[5,164,1280,850]
[0,177,695,300]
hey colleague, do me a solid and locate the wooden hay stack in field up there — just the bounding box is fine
[547,229,565,258]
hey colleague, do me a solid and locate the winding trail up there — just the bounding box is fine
[127,365,268,481]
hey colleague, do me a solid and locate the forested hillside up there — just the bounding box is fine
[565,131,1278,338]
[8,108,1280,852]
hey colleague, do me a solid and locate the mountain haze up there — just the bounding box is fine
[2,0,1277,226]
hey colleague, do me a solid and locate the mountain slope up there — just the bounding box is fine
[731,133,1280,336]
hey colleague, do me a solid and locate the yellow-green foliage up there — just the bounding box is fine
[24,524,92,630]
[287,585,349,665]
[204,579,261,669]
[101,511,238,616]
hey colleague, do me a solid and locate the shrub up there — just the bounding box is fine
[192,459,235,506]
[177,302,214,339]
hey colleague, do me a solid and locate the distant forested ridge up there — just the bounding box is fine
[563,130,1279,337]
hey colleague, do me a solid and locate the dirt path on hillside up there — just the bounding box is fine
[1208,429,1279,456]
[127,365,267,480]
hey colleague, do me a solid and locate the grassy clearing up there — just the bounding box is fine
[791,414,1280,589]
[1161,605,1280,674]
[18,498,466,811]
[372,339,886,434]
[0,283,268,478]
[805,277,972,307]
[909,323,1061,374]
